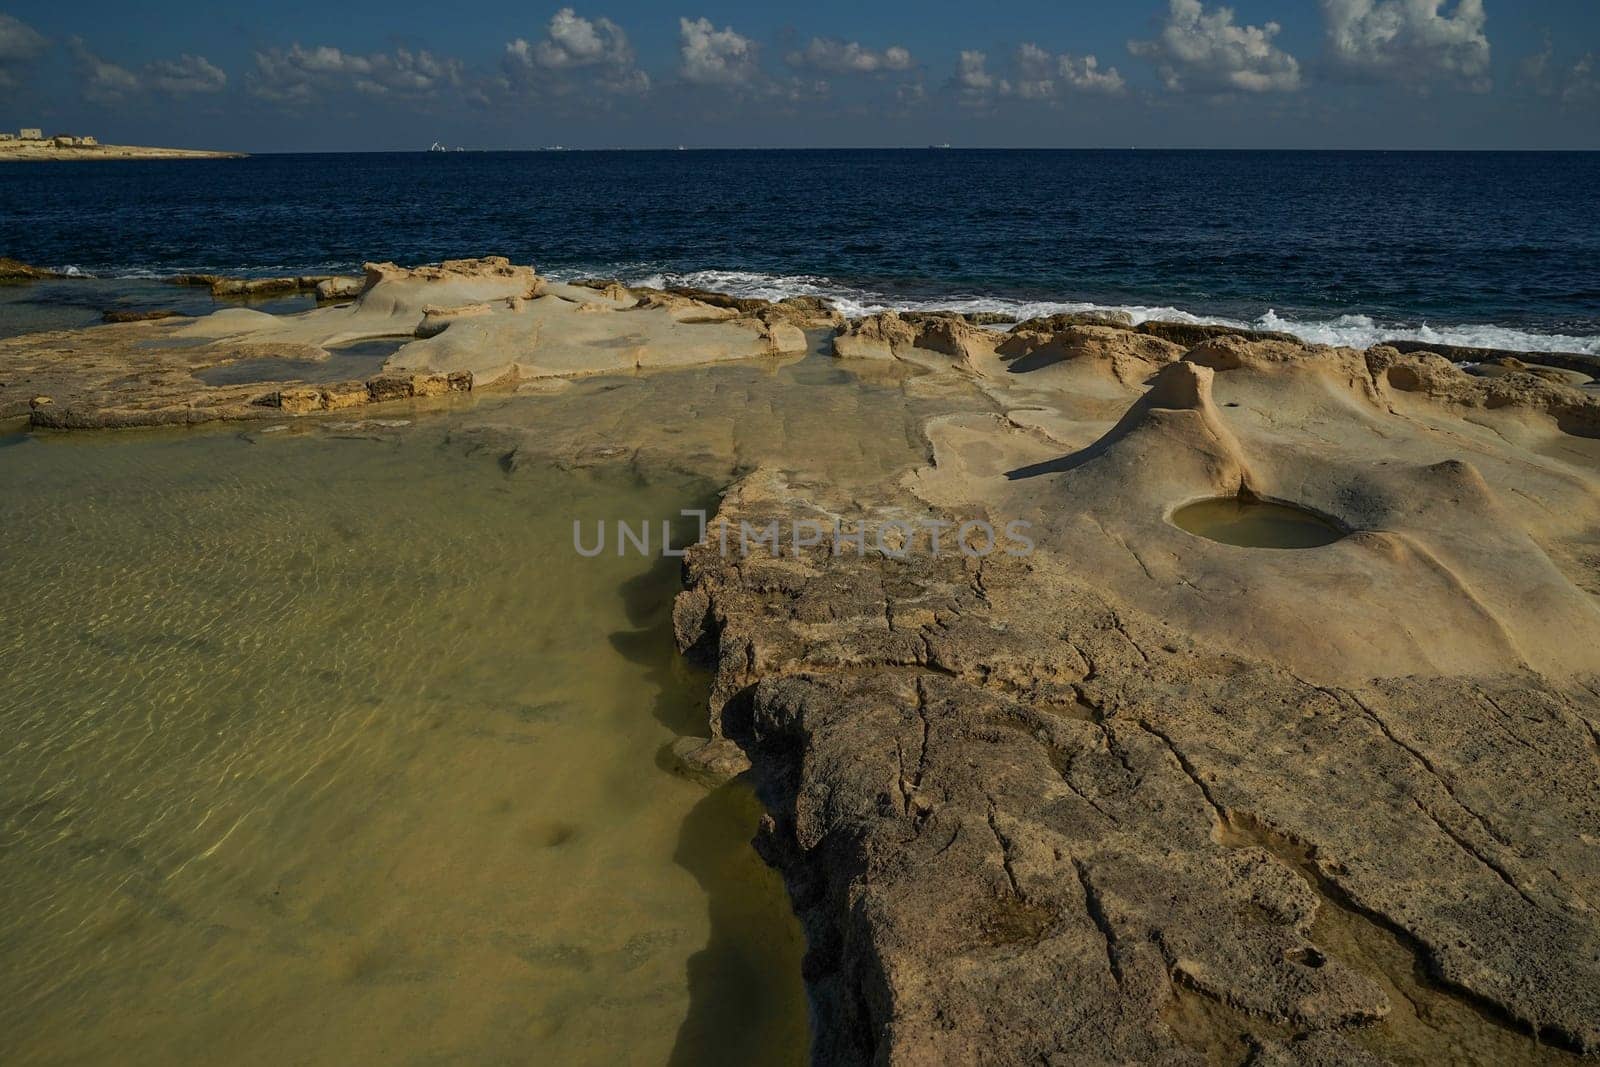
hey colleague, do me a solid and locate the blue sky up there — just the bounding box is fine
[1,1,1597,150]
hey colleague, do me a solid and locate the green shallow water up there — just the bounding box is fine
[1171,496,1346,550]
[0,425,807,1066]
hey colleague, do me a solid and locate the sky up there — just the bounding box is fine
[0,1,1597,151]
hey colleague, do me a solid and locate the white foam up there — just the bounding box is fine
[73,261,1600,358]
[554,266,1600,357]
[1255,310,1600,356]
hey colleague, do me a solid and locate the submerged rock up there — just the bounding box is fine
[101,309,188,323]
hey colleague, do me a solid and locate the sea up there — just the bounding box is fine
[3,148,1599,354]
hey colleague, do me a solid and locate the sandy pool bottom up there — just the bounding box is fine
[0,423,806,1066]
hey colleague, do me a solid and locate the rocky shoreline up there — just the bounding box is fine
[0,142,243,162]
[3,256,1599,1064]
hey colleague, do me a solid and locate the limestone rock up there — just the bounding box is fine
[1015,309,1137,331]
[315,276,365,303]
[101,309,187,323]
[1136,320,1302,347]
[0,258,66,280]
[832,311,996,365]
[667,736,752,788]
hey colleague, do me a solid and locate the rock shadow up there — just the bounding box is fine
[667,782,810,1067]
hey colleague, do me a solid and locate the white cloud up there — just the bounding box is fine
[68,39,141,104]
[1524,41,1598,106]
[955,50,1004,93]
[0,13,48,90]
[67,39,228,104]
[786,38,913,74]
[249,44,461,104]
[503,8,648,94]
[679,16,757,86]
[1129,0,1303,94]
[1566,54,1598,105]
[146,54,227,96]
[1322,0,1490,90]
[1014,43,1125,98]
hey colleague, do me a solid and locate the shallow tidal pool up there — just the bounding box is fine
[1171,495,1346,550]
[0,423,807,1065]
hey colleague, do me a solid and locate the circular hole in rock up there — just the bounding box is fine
[1286,946,1327,969]
[1171,494,1346,550]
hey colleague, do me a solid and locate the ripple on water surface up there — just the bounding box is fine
[192,338,409,386]
[0,424,806,1065]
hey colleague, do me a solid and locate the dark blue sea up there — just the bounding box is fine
[3,149,1598,353]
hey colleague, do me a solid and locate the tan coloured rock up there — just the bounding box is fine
[666,321,1600,1064]
[315,276,365,303]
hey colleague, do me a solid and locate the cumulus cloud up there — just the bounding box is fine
[249,43,462,104]
[1566,54,1599,105]
[679,16,757,86]
[0,13,48,90]
[69,39,142,104]
[786,37,912,74]
[1523,40,1598,106]
[503,8,648,94]
[1322,0,1490,90]
[1013,43,1125,98]
[954,50,1006,98]
[1129,0,1303,94]
[145,54,228,96]
[68,39,225,104]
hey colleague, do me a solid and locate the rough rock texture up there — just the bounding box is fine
[675,328,1600,1064]
[628,286,845,330]
[101,309,188,323]
[314,276,365,303]
[170,273,336,297]
[1383,339,1600,382]
[1135,320,1302,347]
[0,257,812,427]
[0,257,67,280]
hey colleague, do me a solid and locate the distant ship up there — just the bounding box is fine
[929,143,952,149]
[428,141,446,153]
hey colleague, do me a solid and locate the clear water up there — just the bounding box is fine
[1,151,1598,351]
[0,425,806,1066]
[0,278,316,340]
[0,335,977,1065]
[1171,496,1346,549]
[193,338,407,386]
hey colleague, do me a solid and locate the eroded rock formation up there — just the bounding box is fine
[675,323,1600,1064]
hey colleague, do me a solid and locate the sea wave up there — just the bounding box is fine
[587,267,1600,357]
[49,262,1600,358]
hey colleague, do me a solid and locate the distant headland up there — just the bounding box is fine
[0,126,243,161]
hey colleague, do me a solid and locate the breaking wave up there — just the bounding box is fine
[46,262,1600,358]
[598,268,1600,357]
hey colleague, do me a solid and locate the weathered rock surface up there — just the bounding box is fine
[1383,339,1600,382]
[0,256,812,427]
[674,326,1600,1064]
[314,276,365,303]
[101,308,188,323]
[0,257,67,280]
[8,258,1600,1061]
[170,273,335,297]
